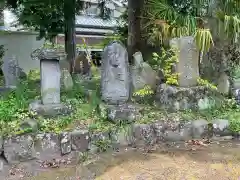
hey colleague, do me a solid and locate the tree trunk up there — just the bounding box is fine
[127,0,143,100]
[64,0,76,75]
[0,1,4,27]
[127,0,143,64]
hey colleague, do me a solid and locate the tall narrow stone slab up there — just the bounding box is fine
[101,41,130,104]
[41,59,61,104]
[1,55,19,88]
[170,36,199,87]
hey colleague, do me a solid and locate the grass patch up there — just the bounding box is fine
[137,98,240,133]
[1,68,240,137]
[0,68,115,137]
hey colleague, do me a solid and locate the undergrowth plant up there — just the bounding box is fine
[197,78,217,90]
[150,47,179,86]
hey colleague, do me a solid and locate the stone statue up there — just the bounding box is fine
[101,41,130,104]
[132,51,157,91]
[61,68,73,90]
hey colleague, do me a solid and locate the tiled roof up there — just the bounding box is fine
[111,0,127,7]
[75,15,117,28]
[75,27,114,34]
[2,10,119,32]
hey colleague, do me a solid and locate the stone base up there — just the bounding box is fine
[155,84,224,111]
[29,100,72,117]
[0,87,12,95]
[99,103,143,123]
[0,118,235,165]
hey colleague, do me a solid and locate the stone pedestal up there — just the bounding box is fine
[155,84,224,111]
[98,103,143,124]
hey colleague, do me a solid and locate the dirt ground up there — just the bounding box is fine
[7,140,240,180]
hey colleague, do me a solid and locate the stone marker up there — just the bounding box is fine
[132,51,157,91]
[74,51,91,77]
[40,53,61,104]
[1,55,19,89]
[61,68,73,90]
[170,36,199,87]
[29,48,71,117]
[217,72,230,95]
[101,41,130,104]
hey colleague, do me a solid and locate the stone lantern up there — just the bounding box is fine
[29,48,71,117]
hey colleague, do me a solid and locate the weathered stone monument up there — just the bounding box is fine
[170,36,199,87]
[132,51,157,91]
[29,48,71,117]
[101,41,130,104]
[155,36,223,111]
[40,55,61,104]
[1,55,19,89]
[61,68,73,90]
[217,72,230,95]
[74,51,91,75]
[100,41,141,123]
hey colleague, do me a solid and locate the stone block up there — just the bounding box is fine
[212,119,231,136]
[29,100,72,117]
[151,121,166,142]
[0,157,9,176]
[191,119,210,139]
[109,125,134,149]
[60,132,71,155]
[162,122,192,142]
[106,104,142,123]
[132,124,155,146]
[89,132,110,153]
[71,130,90,152]
[3,135,36,164]
[155,84,223,111]
[34,133,61,161]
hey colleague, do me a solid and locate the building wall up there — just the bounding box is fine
[0,31,45,73]
[56,35,105,46]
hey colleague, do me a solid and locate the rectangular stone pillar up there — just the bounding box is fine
[170,36,200,87]
[40,59,61,105]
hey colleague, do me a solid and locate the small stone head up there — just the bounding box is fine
[105,42,126,68]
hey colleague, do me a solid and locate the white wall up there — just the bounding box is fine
[0,31,45,73]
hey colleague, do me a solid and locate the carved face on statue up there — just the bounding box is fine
[109,46,121,68]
